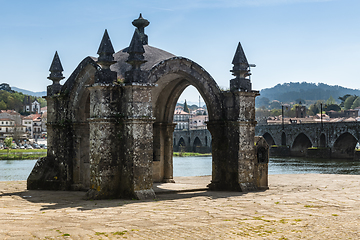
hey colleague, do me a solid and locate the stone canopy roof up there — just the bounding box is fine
[110,45,175,80]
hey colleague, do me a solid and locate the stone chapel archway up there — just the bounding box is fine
[28,15,268,199]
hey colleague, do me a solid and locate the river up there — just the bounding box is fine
[1,157,360,181]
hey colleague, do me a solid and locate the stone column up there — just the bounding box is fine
[232,91,259,191]
[163,123,176,183]
[119,84,156,200]
[207,121,227,190]
[86,84,120,199]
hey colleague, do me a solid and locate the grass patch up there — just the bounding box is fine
[113,231,127,235]
[0,149,46,153]
[304,205,323,208]
[0,153,46,160]
[173,152,211,157]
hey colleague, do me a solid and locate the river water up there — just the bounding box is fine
[1,157,360,181]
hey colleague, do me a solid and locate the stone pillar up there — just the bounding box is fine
[119,84,156,200]
[86,84,121,199]
[232,91,260,191]
[163,123,176,183]
[207,121,227,190]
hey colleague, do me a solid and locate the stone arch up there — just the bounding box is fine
[57,57,98,190]
[281,132,286,146]
[291,133,312,157]
[149,57,224,123]
[332,132,358,159]
[193,137,202,152]
[320,133,326,148]
[149,57,224,182]
[263,132,275,146]
[61,57,98,121]
[178,137,186,149]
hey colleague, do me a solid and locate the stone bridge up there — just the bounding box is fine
[173,129,212,153]
[255,122,360,159]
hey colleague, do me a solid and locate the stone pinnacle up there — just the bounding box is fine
[97,29,116,69]
[48,51,65,83]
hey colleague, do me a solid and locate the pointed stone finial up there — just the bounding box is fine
[230,42,252,92]
[126,30,146,68]
[125,30,147,83]
[47,51,64,96]
[132,13,150,45]
[97,29,116,69]
[48,51,65,84]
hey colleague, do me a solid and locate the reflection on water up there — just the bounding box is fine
[1,157,360,181]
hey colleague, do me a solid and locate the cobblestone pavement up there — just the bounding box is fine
[0,174,360,239]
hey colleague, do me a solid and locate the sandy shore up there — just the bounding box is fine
[1,174,360,239]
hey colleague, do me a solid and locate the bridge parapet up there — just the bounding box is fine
[256,122,360,159]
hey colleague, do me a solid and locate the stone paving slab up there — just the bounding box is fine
[0,174,360,239]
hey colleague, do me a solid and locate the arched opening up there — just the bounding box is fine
[320,133,326,148]
[61,59,97,190]
[263,132,275,146]
[178,137,186,152]
[281,132,286,146]
[291,133,312,157]
[172,86,211,177]
[150,58,223,183]
[332,132,358,159]
[193,137,202,153]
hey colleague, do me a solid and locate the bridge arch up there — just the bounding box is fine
[281,132,287,146]
[332,132,358,159]
[320,133,326,148]
[193,137,202,152]
[291,133,312,157]
[263,132,275,146]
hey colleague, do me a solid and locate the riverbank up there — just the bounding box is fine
[0,149,46,160]
[0,174,359,239]
[173,152,211,157]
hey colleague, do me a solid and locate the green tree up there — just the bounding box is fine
[0,100,6,109]
[183,100,189,113]
[308,104,319,116]
[4,137,13,156]
[351,96,360,109]
[325,104,341,112]
[339,94,352,108]
[269,100,282,110]
[344,95,356,110]
[270,109,282,116]
[326,96,336,105]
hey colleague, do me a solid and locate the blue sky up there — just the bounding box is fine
[0,0,359,104]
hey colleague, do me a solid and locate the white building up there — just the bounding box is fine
[22,113,42,139]
[189,115,208,130]
[174,109,190,130]
[0,118,26,140]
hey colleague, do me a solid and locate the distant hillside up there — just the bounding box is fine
[259,82,360,103]
[11,87,46,97]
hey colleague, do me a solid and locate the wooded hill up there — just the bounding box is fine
[257,82,360,107]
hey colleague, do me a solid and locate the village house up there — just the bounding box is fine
[22,113,42,139]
